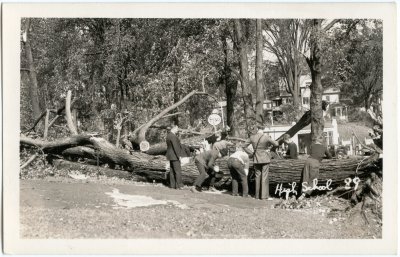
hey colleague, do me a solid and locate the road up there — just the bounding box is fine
[20,177,378,239]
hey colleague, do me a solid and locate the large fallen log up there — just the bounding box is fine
[145,135,207,155]
[275,110,311,145]
[52,159,143,181]
[20,134,92,154]
[146,135,246,156]
[20,135,380,187]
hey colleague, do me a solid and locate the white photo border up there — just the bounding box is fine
[2,2,397,254]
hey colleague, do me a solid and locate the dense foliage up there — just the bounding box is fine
[21,18,382,143]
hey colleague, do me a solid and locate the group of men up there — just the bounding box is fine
[165,123,331,200]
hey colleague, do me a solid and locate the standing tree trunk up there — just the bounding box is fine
[172,55,181,126]
[306,19,324,142]
[292,43,301,112]
[255,19,264,126]
[234,20,255,134]
[222,35,238,136]
[23,18,42,123]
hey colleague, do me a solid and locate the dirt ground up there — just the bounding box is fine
[20,175,382,239]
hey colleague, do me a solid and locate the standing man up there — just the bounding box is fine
[244,125,279,200]
[227,147,250,197]
[166,125,183,189]
[298,136,332,200]
[282,133,298,159]
[191,148,228,193]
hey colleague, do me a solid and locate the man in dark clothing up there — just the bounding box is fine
[283,133,298,159]
[298,137,332,200]
[191,148,228,193]
[243,125,279,200]
[166,125,184,189]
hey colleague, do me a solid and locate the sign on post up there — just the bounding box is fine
[139,140,150,152]
[208,113,221,126]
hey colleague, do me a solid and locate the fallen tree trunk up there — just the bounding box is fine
[21,135,380,187]
[145,135,246,156]
[145,135,207,155]
[52,159,147,181]
[20,134,92,154]
[59,153,379,187]
[275,110,311,145]
[130,90,220,146]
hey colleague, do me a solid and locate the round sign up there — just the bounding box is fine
[139,140,150,152]
[208,114,221,126]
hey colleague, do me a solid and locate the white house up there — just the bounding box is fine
[277,74,342,110]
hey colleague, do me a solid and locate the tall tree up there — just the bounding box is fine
[221,32,238,136]
[264,20,310,111]
[255,19,264,125]
[306,19,324,142]
[233,19,255,133]
[305,19,340,142]
[22,18,42,121]
[346,21,382,110]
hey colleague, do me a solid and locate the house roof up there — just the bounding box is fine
[323,87,340,94]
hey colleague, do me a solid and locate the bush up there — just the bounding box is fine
[347,107,375,127]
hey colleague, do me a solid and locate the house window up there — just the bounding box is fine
[323,131,333,145]
[302,97,310,105]
[325,95,330,102]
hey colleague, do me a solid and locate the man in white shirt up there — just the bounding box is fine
[227,147,250,197]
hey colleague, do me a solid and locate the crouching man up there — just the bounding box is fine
[227,147,250,197]
[191,148,228,193]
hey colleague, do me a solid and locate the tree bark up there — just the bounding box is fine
[255,19,264,126]
[222,35,238,136]
[23,18,42,122]
[275,110,311,145]
[20,134,92,154]
[307,19,324,143]
[66,90,78,135]
[234,20,255,134]
[172,54,181,126]
[145,135,207,155]
[52,159,145,181]
[43,109,50,139]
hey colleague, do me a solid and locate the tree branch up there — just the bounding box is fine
[65,90,78,135]
[323,19,341,32]
[20,154,39,169]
